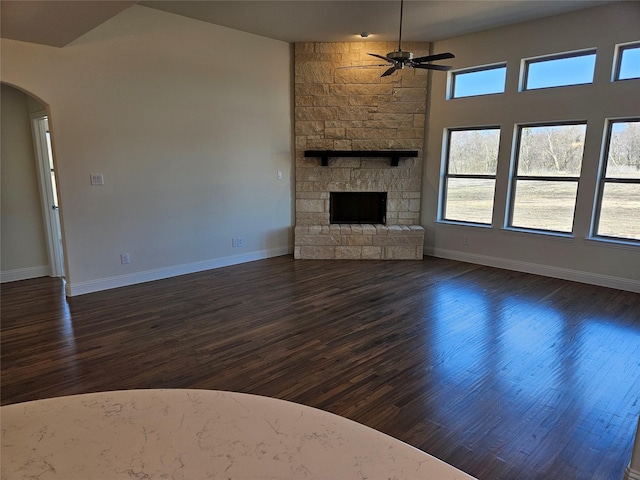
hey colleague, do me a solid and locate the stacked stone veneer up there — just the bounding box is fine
[294,42,429,260]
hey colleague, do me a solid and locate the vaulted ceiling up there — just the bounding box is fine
[1,0,613,48]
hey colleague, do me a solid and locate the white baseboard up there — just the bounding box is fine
[66,247,292,297]
[1,265,51,283]
[428,247,640,293]
[625,466,640,480]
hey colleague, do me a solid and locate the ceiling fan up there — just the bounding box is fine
[364,0,455,77]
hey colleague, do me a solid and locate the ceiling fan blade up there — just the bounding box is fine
[369,53,394,62]
[381,65,398,77]
[338,64,392,69]
[412,63,452,71]
[412,52,455,63]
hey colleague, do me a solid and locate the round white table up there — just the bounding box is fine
[1,389,475,479]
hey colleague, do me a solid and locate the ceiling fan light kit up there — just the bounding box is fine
[362,0,455,77]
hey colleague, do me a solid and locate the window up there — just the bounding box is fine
[450,64,506,98]
[614,43,640,81]
[441,128,500,225]
[523,50,596,90]
[593,119,640,241]
[508,123,587,233]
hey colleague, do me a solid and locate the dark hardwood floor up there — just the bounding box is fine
[2,255,639,479]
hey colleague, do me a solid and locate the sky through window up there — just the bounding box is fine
[525,52,596,90]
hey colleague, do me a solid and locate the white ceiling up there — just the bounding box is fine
[1,0,614,48]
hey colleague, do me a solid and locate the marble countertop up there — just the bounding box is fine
[1,389,476,479]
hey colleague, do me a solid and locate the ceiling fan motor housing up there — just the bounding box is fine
[387,50,414,62]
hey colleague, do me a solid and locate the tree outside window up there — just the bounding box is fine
[594,119,640,241]
[441,128,500,225]
[509,123,587,233]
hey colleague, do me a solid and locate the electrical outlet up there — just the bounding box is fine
[237,237,244,247]
[120,253,130,264]
[463,236,469,246]
[277,171,283,180]
[232,237,244,248]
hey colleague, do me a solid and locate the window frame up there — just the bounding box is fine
[506,121,587,235]
[613,42,640,81]
[448,63,507,100]
[520,48,597,91]
[591,117,640,244]
[439,126,501,226]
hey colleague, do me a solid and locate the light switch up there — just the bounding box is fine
[90,173,104,186]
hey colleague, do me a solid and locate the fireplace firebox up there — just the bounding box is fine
[330,192,387,225]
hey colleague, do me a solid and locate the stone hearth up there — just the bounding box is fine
[295,224,425,260]
[294,42,429,260]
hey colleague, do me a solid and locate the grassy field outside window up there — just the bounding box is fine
[509,123,586,234]
[594,119,640,241]
[441,128,500,225]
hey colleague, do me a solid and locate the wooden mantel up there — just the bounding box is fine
[304,150,419,167]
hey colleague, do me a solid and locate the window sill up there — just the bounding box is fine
[501,227,575,242]
[436,220,492,229]
[585,237,639,250]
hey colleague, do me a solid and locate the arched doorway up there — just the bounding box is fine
[0,83,65,281]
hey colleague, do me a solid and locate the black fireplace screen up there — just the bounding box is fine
[330,192,387,224]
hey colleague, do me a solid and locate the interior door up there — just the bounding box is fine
[31,113,65,278]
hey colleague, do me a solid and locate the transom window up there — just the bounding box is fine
[522,50,596,90]
[508,123,587,233]
[614,43,640,81]
[440,128,500,225]
[450,64,507,99]
[593,119,640,241]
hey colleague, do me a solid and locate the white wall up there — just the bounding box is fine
[0,5,293,295]
[423,2,640,292]
[0,85,50,281]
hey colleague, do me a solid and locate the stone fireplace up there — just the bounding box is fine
[294,42,428,260]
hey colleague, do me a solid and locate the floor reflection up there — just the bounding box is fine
[421,277,640,475]
[432,282,491,383]
[58,286,76,350]
[498,297,563,397]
